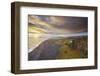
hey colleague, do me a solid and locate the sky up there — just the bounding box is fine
[28,15,88,35]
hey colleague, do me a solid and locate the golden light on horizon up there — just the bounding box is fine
[33,34,41,38]
[28,25,47,34]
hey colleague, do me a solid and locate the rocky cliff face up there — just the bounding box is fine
[28,39,61,60]
[28,36,88,61]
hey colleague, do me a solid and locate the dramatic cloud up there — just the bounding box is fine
[28,15,88,34]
